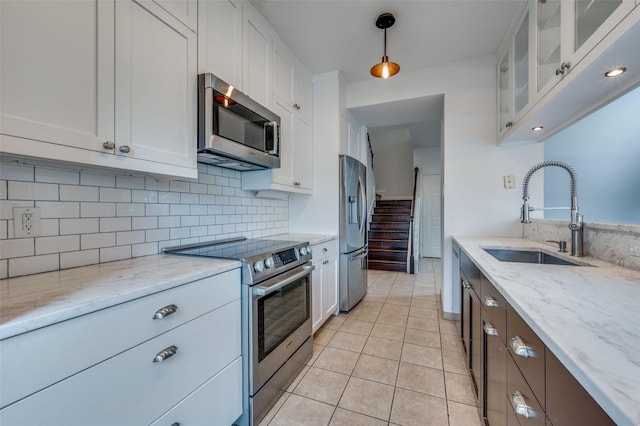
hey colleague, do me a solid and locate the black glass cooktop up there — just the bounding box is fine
[163,237,303,263]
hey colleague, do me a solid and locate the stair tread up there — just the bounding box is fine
[368,259,406,265]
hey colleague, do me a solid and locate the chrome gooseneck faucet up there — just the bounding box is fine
[521,161,584,257]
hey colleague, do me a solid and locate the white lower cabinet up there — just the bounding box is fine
[311,238,339,333]
[0,270,242,425]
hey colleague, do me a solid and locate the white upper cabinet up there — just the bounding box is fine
[197,0,243,89]
[153,0,197,32]
[115,0,197,172]
[0,0,197,178]
[498,0,639,143]
[243,3,272,108]
[0,0,115,156]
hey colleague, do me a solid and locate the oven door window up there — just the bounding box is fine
[257,276,309,362]
[213,90,269,152]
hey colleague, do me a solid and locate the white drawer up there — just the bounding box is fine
[0,268,240,409]
[311,238,338,260]
[0,298,241,425]
[150,357,243,426]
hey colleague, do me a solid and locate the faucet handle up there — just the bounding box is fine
[546,240,567,252]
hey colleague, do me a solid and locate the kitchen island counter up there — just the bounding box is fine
[454,236,640,426]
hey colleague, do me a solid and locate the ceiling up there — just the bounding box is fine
[250,0,524,149]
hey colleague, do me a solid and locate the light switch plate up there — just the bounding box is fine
[13,207,41,238]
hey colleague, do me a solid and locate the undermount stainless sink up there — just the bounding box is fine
[483,248,588,266]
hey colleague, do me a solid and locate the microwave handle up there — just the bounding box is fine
[265,121,279,155]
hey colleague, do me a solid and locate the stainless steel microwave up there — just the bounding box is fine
[198,73,280,171]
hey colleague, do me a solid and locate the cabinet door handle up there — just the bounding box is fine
[323,259,329,265]
[510,336,536,358]
[511,391,538,419]
[293,103,301,110]
[505,121,513,128]
[102,141,115,150]
[322,248,328,253]
[153,304,178,319]
[484,322,499,336]
[462,281,472,290]
[153,345,178,363]
[484,296,499,308]
[119,145,131,153]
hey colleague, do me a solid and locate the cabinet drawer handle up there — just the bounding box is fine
[102,141,115,150]
[153,304,178,319]
[323,259,329,265]
[510,336,536,358]
[484,296,499,308]
[511,391,538,419]
[153,346,178,363]
[119,145,131,153]
[322,248,328,253]
[293,103,301,110]
[484,322,499,336]
[462,281,472,290]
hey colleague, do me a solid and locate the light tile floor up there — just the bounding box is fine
[258,258,484,426]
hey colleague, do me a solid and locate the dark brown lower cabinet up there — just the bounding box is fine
[506,353,545,426]
[484,320,506,426]
[545,349,615,426]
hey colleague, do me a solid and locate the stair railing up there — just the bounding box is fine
[408,167,419,274]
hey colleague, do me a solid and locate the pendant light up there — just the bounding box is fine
[370,13,400,79]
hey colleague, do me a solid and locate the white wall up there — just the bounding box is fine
[347,55,544,315]
[414,146,442,175]
[368,127,414,199]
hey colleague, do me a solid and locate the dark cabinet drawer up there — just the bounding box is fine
[507,306,545,406]
[545,348,615,426]
[506,353,545,426]
[485,322,507,426]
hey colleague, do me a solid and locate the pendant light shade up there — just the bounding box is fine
[370,13,400,79]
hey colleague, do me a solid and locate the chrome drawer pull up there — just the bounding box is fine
[153,304,178,319]
[153,346,178,363]
[484,322,499,336]
[484,296,499,308]
[511,391,537,419]
[510,336,536,358]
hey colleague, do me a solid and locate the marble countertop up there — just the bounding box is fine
[454,236,640,426]
[268,233,338,245]
[0,255,239,340]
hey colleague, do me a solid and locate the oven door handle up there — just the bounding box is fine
[252,265,314,297]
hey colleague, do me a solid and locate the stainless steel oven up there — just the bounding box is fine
[163,237,313,426]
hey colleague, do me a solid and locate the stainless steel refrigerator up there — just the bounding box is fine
[339,155,368,312]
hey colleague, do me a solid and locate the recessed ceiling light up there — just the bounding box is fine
[604,67,627,77]
[532,126,544,132]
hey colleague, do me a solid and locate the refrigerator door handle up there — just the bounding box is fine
[350,249,368,261]
[358,176,366,233]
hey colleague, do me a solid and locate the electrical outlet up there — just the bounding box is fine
[630,245,640,257]
[503,175,515,189]
[13,207,41,238]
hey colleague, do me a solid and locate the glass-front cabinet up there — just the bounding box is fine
[497,0,636,138]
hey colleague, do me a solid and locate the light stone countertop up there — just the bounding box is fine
[454,236,640,426]
[267,233,338,245]
[0,254,239,340]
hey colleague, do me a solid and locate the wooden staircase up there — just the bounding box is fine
[368,199,412,272]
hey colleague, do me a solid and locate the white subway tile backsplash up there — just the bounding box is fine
[116,230,146,246]
[9,253,59,277]
[158,191,180,204]
[1,159,288,278]
[158,216,181,228]
[132,216,158,230]
[132,190,158,203]
[116,175,145,189]
[35,167,79,185]
[81,202,116,218]
[100,187,131,203]
[0,162,34,182]
[60,249,99,269]
[36,201,79,218]
[36,235,79,255]
[132,242,157,257]
[116,203,145,217]
[100,245,131,263]
[146,228,169,242]
[80,172,115,187]
[169,180,190,192]
[0,238,34,259]
[0,181,8,200]
[8,181,58,201]
[60,218,99,235]
[100,217,131,232]
[145,203,170,216]
[81,233,116,250]
[60,185,99,202]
